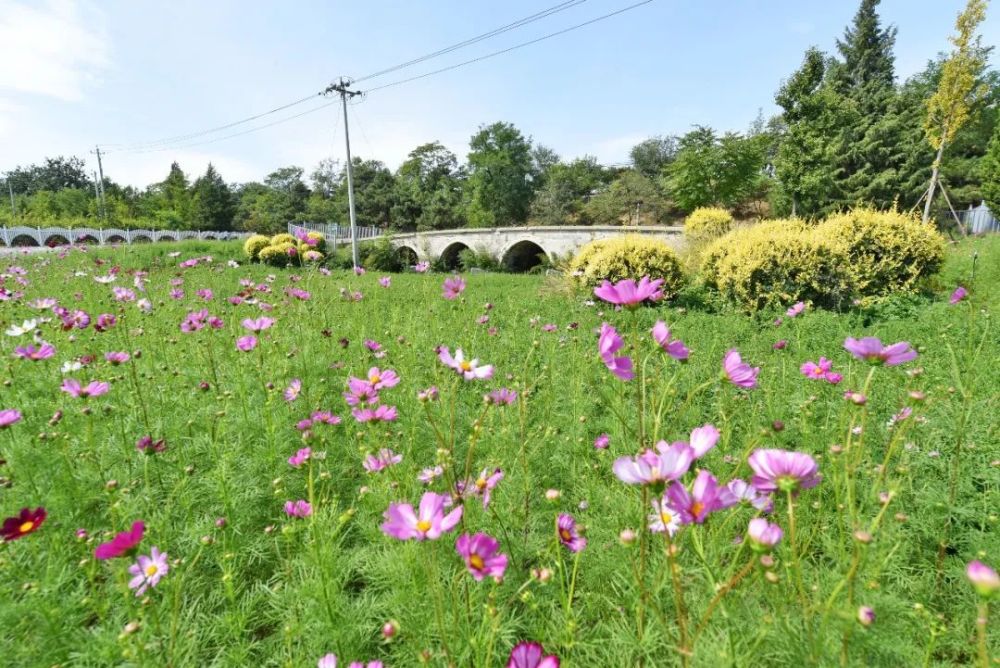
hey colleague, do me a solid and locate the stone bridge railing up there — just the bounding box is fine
[0,226,249,247]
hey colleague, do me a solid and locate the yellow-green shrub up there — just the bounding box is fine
[684,207,734,241]
[575,235,685,299]
[302,249,324,263]
[816,208,945,298]
[567,239,611,276]
[270,233,295,246]
[701,218,807,288]
[259,242,299,267]
[244,234,270,261]
[711,223,848,310]
[303,231,327,253]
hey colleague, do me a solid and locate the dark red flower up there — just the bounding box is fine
[94,520,145,559]
[1,507,46,541]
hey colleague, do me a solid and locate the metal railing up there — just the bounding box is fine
[287,223,383,249]
[0,226,249,247]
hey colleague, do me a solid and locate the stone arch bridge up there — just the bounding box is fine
[389,225,685,272]
[0,226,247,248]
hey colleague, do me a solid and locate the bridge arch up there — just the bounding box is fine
[106,234,126,244]
[10,234,40,247]
[159,234,177,242]
[439,241,470,270]
[132,234,153,243]
[75,234,99,245]
[44,234,70,247]
[501,239,549,273]
[396,245,419,267]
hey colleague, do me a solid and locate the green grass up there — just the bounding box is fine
[0,236,996,667]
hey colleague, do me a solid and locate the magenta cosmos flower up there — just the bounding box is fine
[284,500,312,518]
[13,343,56,361]
[722,349,759,389]
[236,335,257,352]
[843,337,917,366]
[95,520,145,559]
[748,449,821,493]
[242,317,275,332]
[283,379,302,402]
[966,560,999,598]
[593,276,664,306]
[508,641,559,668]
[351,405,398,423]
[949,286,968,305]
[746,518,783,551]
[442,275,466,300]
[0,507,46,541]
[593,433,610,450]
[381,491,462,541]
[464,467,504,508]
[598,323,633,381]
[687,423,720,458]
[0,409,22,428]
[651,321,689,360]
[365,367,399,390]
[288,447,311,468]
[105,351,130,365]
[786,301,806,318]
[613,441,694,485]
[664,470,735,524]
[800,357,841,384]
[127,547,169,596]
[363,448,402,472]
[487,388,518,405]
[456,532,509,581]
[317,656,383,668]
[61,378,110,399]
[439,347,494,380]
[556,513,586,552]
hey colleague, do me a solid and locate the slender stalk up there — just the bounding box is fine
[666,533,690,666]
[975,602,989,668]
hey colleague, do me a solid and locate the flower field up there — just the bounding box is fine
[0,236,997,667]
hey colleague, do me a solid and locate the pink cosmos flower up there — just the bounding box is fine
[352,405,398,423]
[613,441,694,485]
[414,261,430,272]
[688,424,720,458]
[242,317,275,332]
[379,276,391,288]
[95,521,145,559]
[442,275,466,300]
[105,351,130,365]
[843,337,917,366]
[725,479,773,512]
[748,449,821,493]
[112,287,136,302]
[723,349,759,389]
[651,321,689,360]
[61,378,110,399]
[456,532,509,581]
[236,336,257,352]
[127,547,168,596]
[196,289,213,301]
[800,357,841,384]
[593,433,610,450]
[746,518,783,551]
[598,323,633,381]
[343,379,380,407]
[363,448,403,472]
[95,314,116,332]
[317,656,382,668]
[135,436,166,453]
[966,560,999,598]
[381,491,462,541]
[593,276,664,306]
[284,500,312,518]
[366,367,399,390]
[487,388,518,405]
[464,467,504,508]
[0,409,22,428]
[13,343,55,361]
[288,447,311,468]
[354,266,366,275]
[170,289,185,300]
[773,339,788,350]
[419,465,444,484]
[508,642,559,668]
[439,347,494,380]
[556,513,586,552]
[786,301,806,318]
[283,379,302,402]
[949,286,968,305]
[665,470,735,524]
[363,339,385,357]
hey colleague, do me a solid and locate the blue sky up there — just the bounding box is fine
[1,0,996,188]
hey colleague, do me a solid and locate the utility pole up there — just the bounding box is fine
[93,171,102,218]
[324,78,362,268]
[91,145,108,222]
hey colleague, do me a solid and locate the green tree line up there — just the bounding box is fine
[3,0,1000,234]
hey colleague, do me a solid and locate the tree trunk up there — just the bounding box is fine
[922,142,946,224]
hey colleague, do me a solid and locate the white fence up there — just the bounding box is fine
[287,223,383,248]
[0,226,248,247]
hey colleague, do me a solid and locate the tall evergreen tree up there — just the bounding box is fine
[190,164,235,230]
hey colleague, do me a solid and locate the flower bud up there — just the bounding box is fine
[545,489,561,501]
[857,606,875,627]
[619,529,637,546]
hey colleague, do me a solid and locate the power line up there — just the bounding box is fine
[353,0,587,83]
[365,0,654,94]
[101,92,325,153]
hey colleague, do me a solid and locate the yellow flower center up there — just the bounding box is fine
[660,511,673,525]
[559,528,572,542]
[469,554,485,570]
[691,502,705,518]
[416,520,432,532]
[475,478,488,490]
[813,367,825,376]
[460,361,473,372]
[18,521,33,534]
[369,374,381,384]
[145,564,159,577]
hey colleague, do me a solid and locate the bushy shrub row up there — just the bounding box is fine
[570,235,685,300]
[244,231,327,267]
[684,207,734,241]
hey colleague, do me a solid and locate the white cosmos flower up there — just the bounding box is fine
[61,361,83,374]
[94,275,116,284]
[5,319,39,337]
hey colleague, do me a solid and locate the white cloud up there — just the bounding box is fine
[0,0,109,101]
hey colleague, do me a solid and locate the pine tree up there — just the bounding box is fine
[190,164,235,231]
